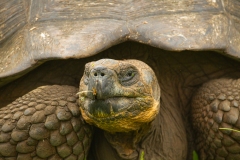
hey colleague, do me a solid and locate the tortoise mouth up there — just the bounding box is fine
[80,96,159,132]
[80,96,140,119]
[80,95,156,119]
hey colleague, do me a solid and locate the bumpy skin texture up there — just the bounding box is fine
[3,42,240,160]
[79,59,160,133]
[78,59,160,159]
[192,79,240,160]
[0,85,92,160]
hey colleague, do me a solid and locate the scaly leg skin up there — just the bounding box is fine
[192,78,240,160]
[0,85,92,160]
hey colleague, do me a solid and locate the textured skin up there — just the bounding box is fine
[79,59,160,132]
[2,42,240,160]
[78,59,160,159]
[0,85,92,160]
[192,79,240,160]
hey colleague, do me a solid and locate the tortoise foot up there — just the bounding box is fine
[0,85,92,160]
[192,78,240,160]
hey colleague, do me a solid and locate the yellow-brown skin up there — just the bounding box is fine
[78,59,160,133]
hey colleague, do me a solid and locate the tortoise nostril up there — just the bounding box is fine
[92,67,107,77]
[93,72,105,77]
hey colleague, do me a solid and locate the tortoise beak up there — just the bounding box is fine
[87,66,113,100]
[93,79,104,100]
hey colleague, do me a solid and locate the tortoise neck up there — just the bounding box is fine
[104,122,153,160]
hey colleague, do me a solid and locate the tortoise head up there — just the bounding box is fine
[78,59,160,133]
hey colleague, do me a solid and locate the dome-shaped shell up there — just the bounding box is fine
[0,0,240,86]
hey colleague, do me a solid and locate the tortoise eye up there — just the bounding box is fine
[119,69,139,86]
[127,71,134,77]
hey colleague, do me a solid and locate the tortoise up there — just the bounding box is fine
[1,0,240,160]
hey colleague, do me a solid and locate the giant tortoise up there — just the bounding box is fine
[1,0,240,160]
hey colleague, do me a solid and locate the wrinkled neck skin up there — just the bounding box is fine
[104,121,153,160]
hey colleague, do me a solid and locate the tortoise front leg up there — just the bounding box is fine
[0,85,92,160]
[192,78,240,160]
